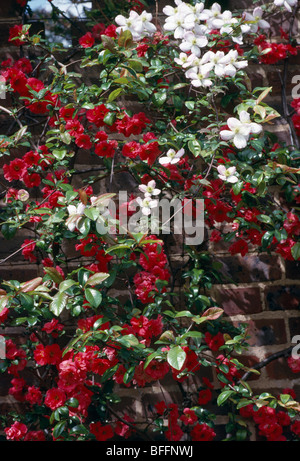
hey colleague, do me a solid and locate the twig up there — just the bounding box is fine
[241,346,293,381]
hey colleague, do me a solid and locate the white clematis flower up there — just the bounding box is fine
[220,110,262,149]
[217,164,239,183]
[159,148,185,165]
[273,0,298,13]
[179,29,208,57]
[136,196,158,216]
[243,7,270,33]
[185,63,213,88]
[66,202,86,232]
[139,180,161,197]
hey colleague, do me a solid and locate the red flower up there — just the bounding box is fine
[44,388,66,410]
[9,25,28,46]
[204,331,225,351]
[180,408,198,425]
[75,133,92,149]
[21,239,36,262]
[86,104,109,127]
[4,421,27,441]
[24,431,46,441]
[165,423,184,441]
[191,423,216,441]
[3,158,27,182]
[89,422,114,441]
[155,400,167,415]
[79,32,95,48]
[229,239,249,257]
[25,386,43,405]
[33,343,62,366]
[198,388,212,405]
[22,172,41,188]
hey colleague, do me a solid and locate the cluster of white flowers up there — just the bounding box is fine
[274,0,298,13]
[137,180,160,215]
[176,49,248,88]
[163,0,255,48]
[220,110,263,149]
[115,10,156,41]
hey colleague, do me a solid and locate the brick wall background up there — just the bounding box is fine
[0,0,299,441]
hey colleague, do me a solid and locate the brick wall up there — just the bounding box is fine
[0,0,299,442]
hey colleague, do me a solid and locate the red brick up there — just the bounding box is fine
[233,318,287,347]
[215,254,283,284]
[265,285,300,311]
[213,286,262,316]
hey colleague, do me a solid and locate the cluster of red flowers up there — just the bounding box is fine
[291,98,300,137]
[155,400,216,441]
[239,399,298,441]
[254,35,298,64]
[79,24,117,48]
[133,236,170,304]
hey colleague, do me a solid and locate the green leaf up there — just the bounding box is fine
[85,272,109,287]
[19,277,43,293]
[1,223,18,240]
[44,267,64,285]
[107,88,123,102]
[50,292,68,316]
[167,346,186,371]
[84,287,102,308]
[291,242,300,260]
[188,139,202,157]
[217,390,235,406]
[53,421,67,439]
[84,207,100,221]
[152,91,167,107]
[59,279,76,293]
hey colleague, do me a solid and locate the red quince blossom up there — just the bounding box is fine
[4,421,28,441]
[191,423,216,441]
[204,331,225,351]
[33,343,62,366]
[79,32,95,48]
[89,422,114,441]
[44,388,66,410]
[180,408,198,425]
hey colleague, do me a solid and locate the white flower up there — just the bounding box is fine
[273,0,298,13]
[201,50,226,77]
[185,63,213,88]
[239,110,263,135]
[139,180,161,197]
[139,11,157,36]
[219,50,248,76]
[159,147,185,165]
[179,30,208,57]
[115,11,143,40]
[66,202,86,231]
[136,196,158,216]
[217,164,239,183]
[220,110,262,149]
[115,10,156,41]
[243,7,270,34]
[174,52,189,67]
[164,11,195,38]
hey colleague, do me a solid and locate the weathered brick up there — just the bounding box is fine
[233,318,287,347]
[215,254,283,284]
[265,285,300,311]
[213,286,262,316]
[285,260,300,280]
